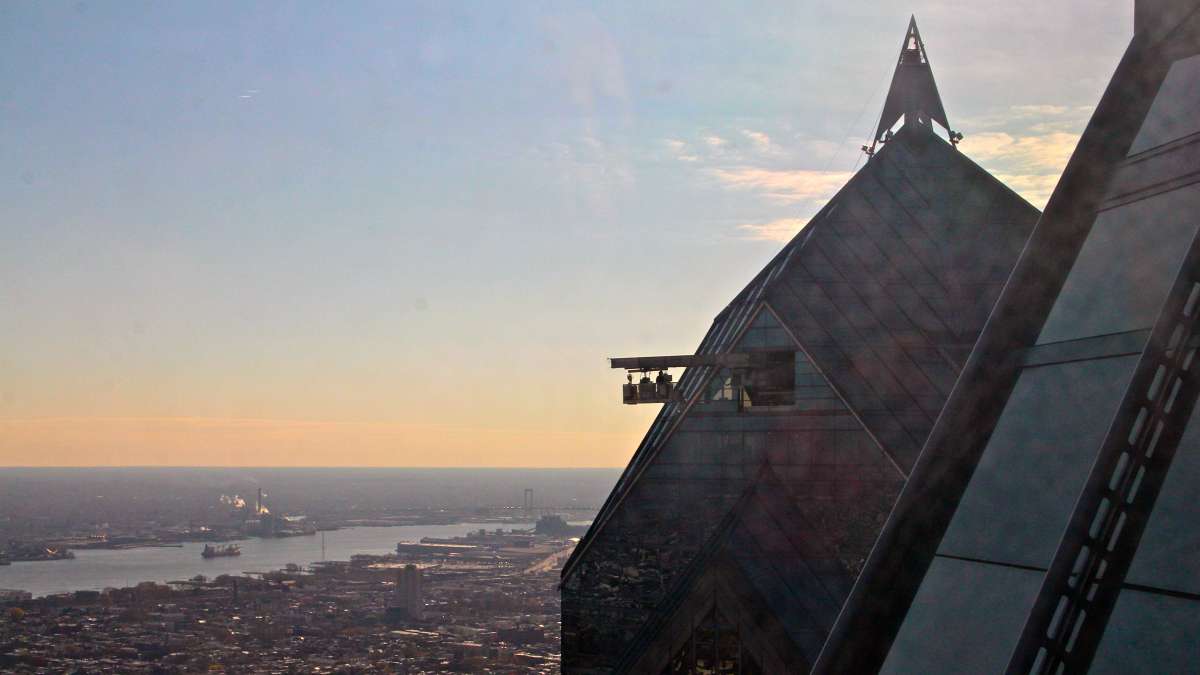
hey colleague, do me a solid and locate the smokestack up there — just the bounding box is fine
[257,488,262,515]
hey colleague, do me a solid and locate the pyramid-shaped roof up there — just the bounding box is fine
[562,19,1041,673]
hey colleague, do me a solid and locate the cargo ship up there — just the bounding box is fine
[201,543,241,559]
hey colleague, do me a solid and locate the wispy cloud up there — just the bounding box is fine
[993,173,1065,208]
[709,167,852,205]
[963,129,1081,206]
[741,129,774,153]
[664,138,699,162]
[532,132,635,213]
[661,103,1085,232]
[955,104,1092,206]
[658,128,853,237]
[735,218,807,242]
[962,104,1093,132]
[966,131,1080,170]
[703,134,728,148]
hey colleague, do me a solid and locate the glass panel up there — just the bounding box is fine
[1037,184,1200,344]
[1128,54,1200,155]
[700,369,740,410]
[794,354,841,404]
[880,557,1042,675]
[938,356,1137,568]
[739,310,794,350]
[1127,402,1200,594]
[1090,589,1200,674]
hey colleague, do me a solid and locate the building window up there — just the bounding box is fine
[742,352,796,408]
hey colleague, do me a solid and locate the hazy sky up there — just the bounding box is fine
[1,1,1132,467]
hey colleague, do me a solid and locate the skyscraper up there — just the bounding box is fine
[817,2,1200,673]
[562,18,1042,673]
[395,564,423,622]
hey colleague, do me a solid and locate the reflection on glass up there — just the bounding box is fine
[939,356,1137,568]
[1128,54,1200,155]
[1090,588,1200,674]
[881,557,1043,675]
[1038,184,1200,344]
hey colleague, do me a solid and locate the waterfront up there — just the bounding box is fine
[1,520,579,672]
[0,522,544,597]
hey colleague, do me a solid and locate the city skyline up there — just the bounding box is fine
[2,1,1131,467]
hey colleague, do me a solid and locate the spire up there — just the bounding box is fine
[871,17,957,147]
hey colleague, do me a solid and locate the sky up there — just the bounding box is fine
[1,1,1133,467]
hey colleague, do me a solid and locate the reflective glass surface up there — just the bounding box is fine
[880,557,1042,675]
[1090,589,1200,674]
[1128,54,1200,155]
[794,356,844,411]
[739,310,793,350]
[939,356,1137,568]
[1038,184,1200,344]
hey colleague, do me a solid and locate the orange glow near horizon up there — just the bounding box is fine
[1,4,1123,468]
[0,415,652,468]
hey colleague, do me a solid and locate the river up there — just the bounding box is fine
[0,522,553,597]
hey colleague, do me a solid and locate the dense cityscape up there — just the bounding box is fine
[0,469,611,673]
[2,517,583,673]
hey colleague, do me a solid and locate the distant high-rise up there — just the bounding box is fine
[561,17,1041,673]
[395,564,423,621]
[817,2,1200,673]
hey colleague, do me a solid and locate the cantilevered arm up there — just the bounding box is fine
[608,353,754,371]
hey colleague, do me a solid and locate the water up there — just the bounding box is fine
[0,522,541,597]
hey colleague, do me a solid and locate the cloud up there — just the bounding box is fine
[664,138,699,162]
[993,173,1064,208]
[532,133,635,212]
[659,129,854,238]
[965,131,1080,171]
[1010,104,1071,116]
[945,105,1092,206]
[960,104,1093,133]
[736,218,808,242]
[963,130,1081,206]
[659,102,1082,236]
[741,129,773,152]
[709,167,852,205]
